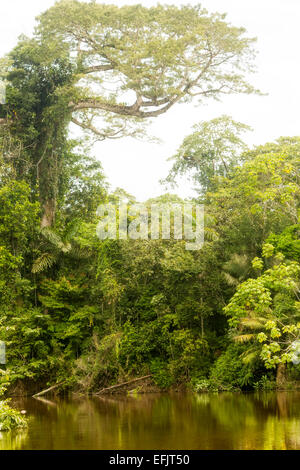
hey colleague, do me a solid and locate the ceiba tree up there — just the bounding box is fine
[0,0,259,227]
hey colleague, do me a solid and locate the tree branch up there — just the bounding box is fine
[70,93,182,118]
[84,64,115,73]
[71,117,126,140]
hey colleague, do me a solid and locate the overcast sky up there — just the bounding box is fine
[1,0,300,200]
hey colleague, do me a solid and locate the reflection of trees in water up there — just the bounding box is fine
[2,392,300,449]
[8,396,92,450]
[0,428,28,450]
[254,391,300,419]
[91,393,186,449]
[204,392,300,450]
[261,418,300,450]
[78,392,300,450]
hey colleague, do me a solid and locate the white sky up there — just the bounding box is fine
[1,0,300,200]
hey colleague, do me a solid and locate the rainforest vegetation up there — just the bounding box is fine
[0,0,299,400]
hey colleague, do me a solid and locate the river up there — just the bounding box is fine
[1,391,300,450]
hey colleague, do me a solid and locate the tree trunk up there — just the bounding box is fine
[41,198,56,228]
[38,147,58,228]
[276,363,286,388]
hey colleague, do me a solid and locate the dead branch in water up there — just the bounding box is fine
[32,381,66,398]
[94,375,152,395]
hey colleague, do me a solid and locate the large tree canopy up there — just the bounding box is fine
[36,0,259,136]
[0,1,259,226]
[163,115,252,194]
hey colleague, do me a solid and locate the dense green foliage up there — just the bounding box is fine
[0,401,27,431]
[0,384,27,431]
[0,1,299,396]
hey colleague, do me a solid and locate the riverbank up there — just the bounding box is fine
[5,375,300,399]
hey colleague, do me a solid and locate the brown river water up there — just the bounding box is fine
[1,391,300,450]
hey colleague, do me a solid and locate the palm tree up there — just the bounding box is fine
[32,221,90,274]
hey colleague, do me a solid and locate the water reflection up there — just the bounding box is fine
[0,392,299,450]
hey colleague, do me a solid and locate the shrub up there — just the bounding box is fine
[0,400,27,431]
[209,343,263,390]
[253,375,276,390]
[150,358,174,389]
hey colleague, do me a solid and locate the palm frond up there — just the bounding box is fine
[241,350,259,364]
[63,219,80,243]
[233,333,254,343]
[223,253,251,284]
[223,272,239,286]
[204,227,219,241]
[32,252,56,274]
[69,245,93,260]
[41,227,64,247]
[239,317,265,329]
[40,227,71,253]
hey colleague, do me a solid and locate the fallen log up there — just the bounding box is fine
[95,375,152,395]
[32,381,66,398]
